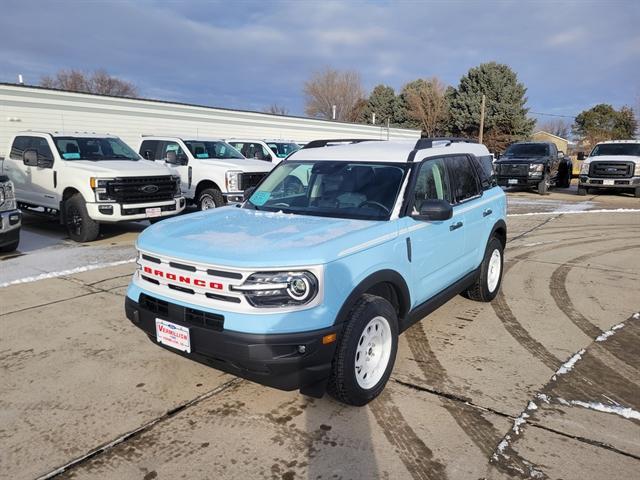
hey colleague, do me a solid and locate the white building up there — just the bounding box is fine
[0,83,420,155]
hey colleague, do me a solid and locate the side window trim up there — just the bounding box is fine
[447,155,482,205]
[403,155,454,216]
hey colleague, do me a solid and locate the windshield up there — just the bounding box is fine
[266,142,300,158]
[503,144,549,158]
[54,136,139,161]
[245,161,408,221]
[590,143,640,157]
[183,141,244,160]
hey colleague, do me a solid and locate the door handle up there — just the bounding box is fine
[449,221,463,231]
[483,208,493,217]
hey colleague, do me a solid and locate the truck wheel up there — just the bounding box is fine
[635,187,640,198]
[537,174,550,195]
[577,186,587,196]
[197,188,225,210]
[560,167,571,188]
[64,194,100,242]
[465,236,504,302]
[327,294,398,406]
[0,238,19,252]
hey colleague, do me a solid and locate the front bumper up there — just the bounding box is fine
[125,295,339,393]
[0,209,21,247]
[86,197,186,222]
[222,192,245,204]
[579,176,640,189]
[496,176,541,187]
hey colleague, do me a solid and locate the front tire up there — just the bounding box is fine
[64,194,100,242]
[537,174,550,195]
[465,236,504,302]
[197,188,225,210]
[327,295,398,406]
[634,186,640,198]
[577,186,587,196]
[0,238,19,252]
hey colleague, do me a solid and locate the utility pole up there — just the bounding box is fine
[479,94,486,144]
[332,105,337,121]
[372,113,376,125]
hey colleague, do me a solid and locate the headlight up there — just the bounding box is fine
[90,177,115,202]
[0,181,17,212]
[231,271,318,307]
[580,162,590,175]
[634,163,640,176]
[528,164,544,176]
[225,170,242,192]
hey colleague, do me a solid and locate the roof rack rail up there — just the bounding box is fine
[302,139,380,149]
[406,137,479,162]
[414,137,478,149]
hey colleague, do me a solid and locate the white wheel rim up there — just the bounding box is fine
[355,316,392,390]
[200,195,215,210]
[487,249,502,293]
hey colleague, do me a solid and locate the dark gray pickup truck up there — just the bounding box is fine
[495,142,573,195]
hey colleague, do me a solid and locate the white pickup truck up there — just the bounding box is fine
[0,132,185,242]
[137,136,273,210]
[578,140,640,197]
[227,139,301,164]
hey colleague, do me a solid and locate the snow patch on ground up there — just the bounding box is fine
[508,208,640,217]
[566,400,640,420]
[595,323,625,342]
[553,349,586,379]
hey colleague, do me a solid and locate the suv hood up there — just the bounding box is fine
[65,159,173,177]
[496,156,550,164]
[137,207,396,268]
[198,157,274,173]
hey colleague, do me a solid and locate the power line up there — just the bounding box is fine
[530,111,577,119]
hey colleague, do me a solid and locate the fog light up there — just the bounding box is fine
[98,205,114,215]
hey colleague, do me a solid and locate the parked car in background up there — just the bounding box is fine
[0,132,185,242]
[125,137,506,406]
[578,140,640,197]
[227,139,300,164]
[494,141,572,195]
[138,136,273,210]
[0,175,21,252]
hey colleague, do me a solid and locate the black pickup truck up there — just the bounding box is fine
[494,142,573,195]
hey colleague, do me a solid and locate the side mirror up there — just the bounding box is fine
[495,152,501,160]
[413,199,453,222]
[166,151,187,165]
[264,153,272,162]
[577,152,585,161]
[558,151,564,158]
[244,186,256,201]
[37,157,53,168]
[23,149,38,166]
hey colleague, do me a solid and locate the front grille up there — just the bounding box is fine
[497,163,528,177]
[139,293,225,331]
[589,161,633,178]
[240,172,267,191]
[108,176,177,204]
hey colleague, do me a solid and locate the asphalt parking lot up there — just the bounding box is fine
[1,186,639,480]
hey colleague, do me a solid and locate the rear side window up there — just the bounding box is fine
[448,155,481,203]
[10,136,30,160]
[412,158,451,213]
[140,140,159,160]
[471,155,496,190]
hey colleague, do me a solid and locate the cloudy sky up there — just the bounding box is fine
[1,0,638,122]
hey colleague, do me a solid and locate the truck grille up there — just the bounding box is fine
[240,172,267,191]
[589,162,634,178]
[497,163,528,177]
[107,176,177,204]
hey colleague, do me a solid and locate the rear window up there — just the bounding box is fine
[590,143,640,157]
[504,144,549,157]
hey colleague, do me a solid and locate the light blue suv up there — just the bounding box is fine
[125,138,507,405]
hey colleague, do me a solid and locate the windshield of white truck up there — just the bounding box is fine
[183,141,244,160]
[245,160,408,221]
[590,143,640,157]
[503,144,549,158]
[54,137,139,161]
[266,142,300,158]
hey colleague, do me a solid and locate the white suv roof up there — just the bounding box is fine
[141,136,227,142]
[289,139,490,164]
[17,131,119,138]
[594,140,639,145]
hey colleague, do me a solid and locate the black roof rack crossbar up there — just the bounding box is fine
[302,138,380,149]
[407,137,479,162]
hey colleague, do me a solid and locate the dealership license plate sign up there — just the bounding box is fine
[508,179,518,185]
[146,207,162,218]
[603,179,615,185]
[155,318,191,353]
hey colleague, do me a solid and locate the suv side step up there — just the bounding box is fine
[400,267,480,332]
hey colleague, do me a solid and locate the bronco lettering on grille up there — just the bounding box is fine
[143,266,223,290]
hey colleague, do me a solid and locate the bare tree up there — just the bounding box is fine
[537,118,571,139]
[303,68,366,122]
[263,103,289,115]
[402,77,449,137]
[40,69,138,97]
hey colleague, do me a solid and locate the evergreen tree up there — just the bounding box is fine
[573,104,638,146]
[358,84,397,125]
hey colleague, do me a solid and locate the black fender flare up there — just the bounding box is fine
[333,269,411,327]
[490,219,507,247]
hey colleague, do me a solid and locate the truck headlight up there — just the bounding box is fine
[635,163,640,176]
[528,164,544,176]
[0,181,17,212]
[225,171,242,192]
[580,162,590,175]
[90,177,115,202]
[231,271,318,307]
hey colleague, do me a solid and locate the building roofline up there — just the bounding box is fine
[533,130,569,142]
